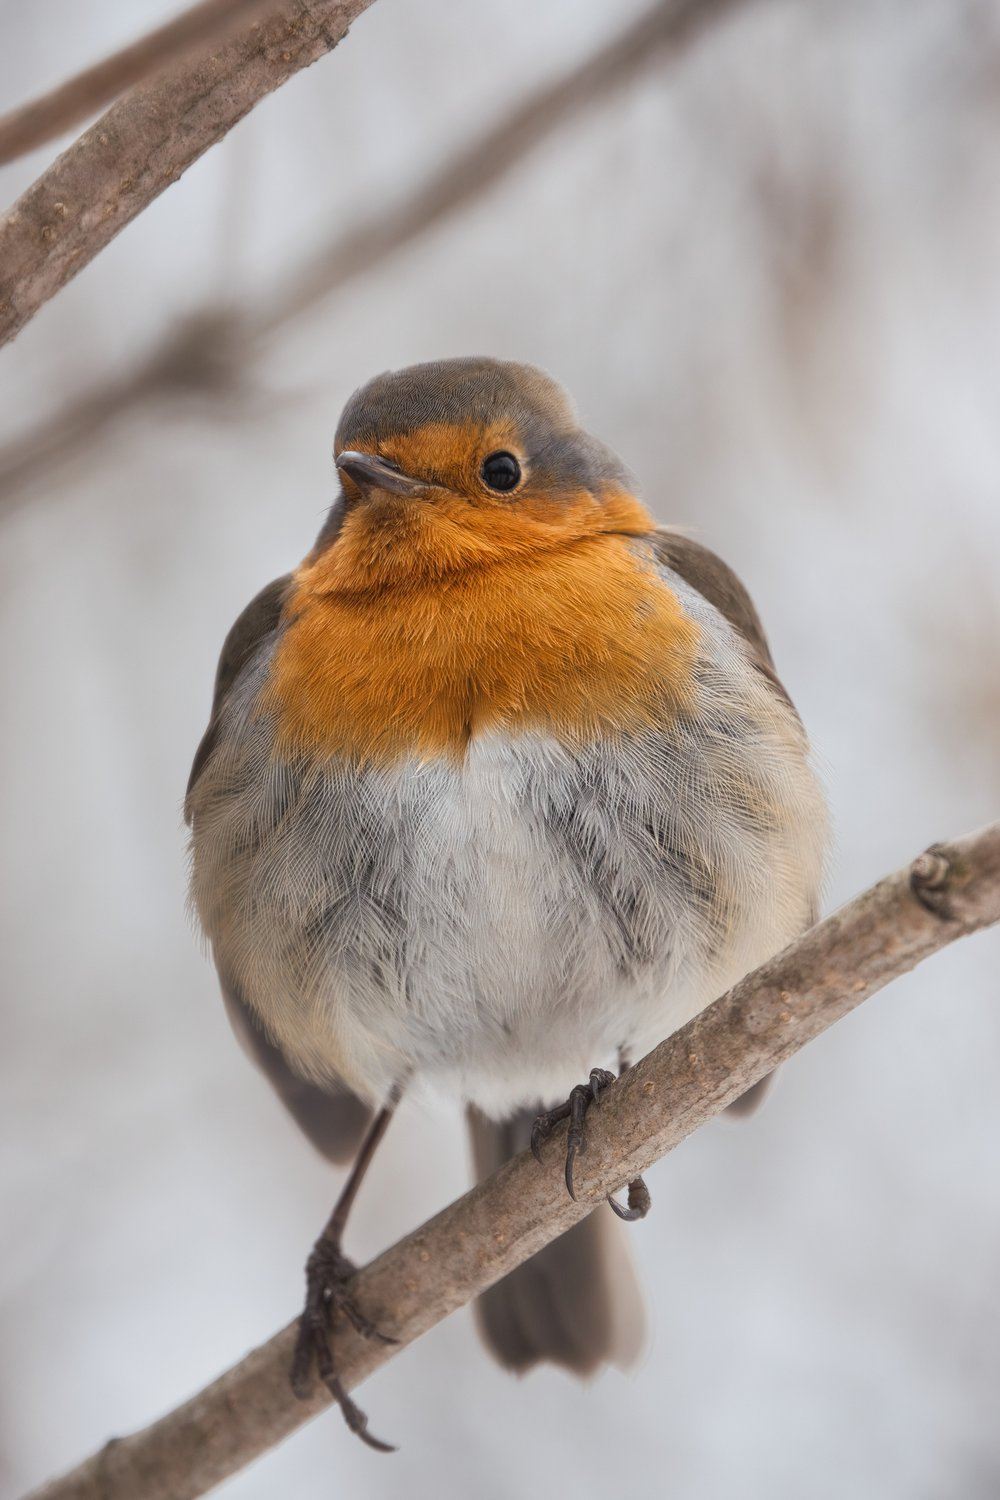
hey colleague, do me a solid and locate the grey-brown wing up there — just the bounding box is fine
[221,976,372,1163]
[650,529,812,1116]
[649,528,796,715]
[187,574,374,1163]
[185,574,293,806]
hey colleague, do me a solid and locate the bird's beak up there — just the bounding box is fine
[336,450,428,498]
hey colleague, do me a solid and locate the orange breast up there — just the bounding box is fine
[262,531,700,765]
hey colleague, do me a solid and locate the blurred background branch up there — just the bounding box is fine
[0,0,277,168]
[24,822,1000,1500]
[254,0,750,336]
[0,310,255,505]
[0,0,753,515]
[0,0,377,349]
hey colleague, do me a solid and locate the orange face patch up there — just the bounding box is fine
[332,416,630,569]
[341,419,523,497]
[263,486,701,765]
[322,411,658,589]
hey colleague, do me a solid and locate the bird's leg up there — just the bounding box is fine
[290,1086,401,1453]
[530,1050,651,1221]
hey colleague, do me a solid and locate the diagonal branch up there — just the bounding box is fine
[0,0,278,168]
[0,310,255,506]
[256,0,750,334]
[23,821,1000,1500]
[0,0,378,350]
[0,0,755,512]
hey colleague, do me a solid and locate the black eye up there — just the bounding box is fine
[480,451,522,493]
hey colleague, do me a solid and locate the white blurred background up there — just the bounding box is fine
[2,0,999,1495]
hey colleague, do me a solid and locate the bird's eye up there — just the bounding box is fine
[480,451,522,493]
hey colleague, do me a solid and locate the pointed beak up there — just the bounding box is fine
[335,449,428,498]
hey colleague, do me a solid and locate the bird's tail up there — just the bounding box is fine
[466,1105,645,1376]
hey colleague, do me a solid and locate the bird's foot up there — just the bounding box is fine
[290,1235,398,1452]
[530,1068,615,1198]
[530,1067,651,1219]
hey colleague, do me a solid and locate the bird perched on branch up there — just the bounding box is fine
[186,357,827,1448]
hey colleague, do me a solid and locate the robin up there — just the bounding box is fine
[185,357,827,1449]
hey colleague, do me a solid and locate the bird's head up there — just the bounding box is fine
[312,358,653,588]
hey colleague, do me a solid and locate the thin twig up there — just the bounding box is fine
[0,0,378,349]
[0,0,277,167]
[23,821,1000,1500]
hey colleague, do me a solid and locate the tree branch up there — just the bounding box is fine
[23,821,1000,1500]
[0,0,754,511]
[0,0,278,168]
[0,0,377,349]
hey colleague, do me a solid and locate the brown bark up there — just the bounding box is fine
[0,0,277,167]
[0,0,377,348]
[23,821,1000,1500]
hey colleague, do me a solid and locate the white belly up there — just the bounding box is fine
[190,631,827,1117]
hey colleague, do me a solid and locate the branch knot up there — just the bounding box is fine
[910,844,954,918]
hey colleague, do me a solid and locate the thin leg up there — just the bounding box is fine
[320,1099,396,1246]
[290,1086,401,1452]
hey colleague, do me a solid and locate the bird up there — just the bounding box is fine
[185,356,828,1449]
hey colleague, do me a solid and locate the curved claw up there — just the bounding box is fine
[340,1398,398,1455]
[360,1431,398,1455]
[535,1069,618,1203]
[530,1097,572,1163]
[564,1139,580,1201]
[590,1067,615,1099]
[530,1118,549,1164]
[313,1338,397,1452]
[607,1175,652,1222]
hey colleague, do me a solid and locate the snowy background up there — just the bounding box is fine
[2,1,999,1496]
